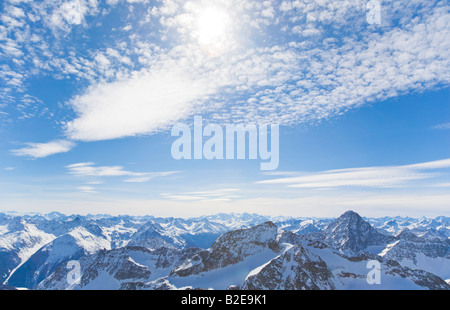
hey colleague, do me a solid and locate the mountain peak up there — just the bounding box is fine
[342,210,360,217]
[211,221,278,250]
[395,228,418,240]
[171,221,280,277]
[324,211,391,252]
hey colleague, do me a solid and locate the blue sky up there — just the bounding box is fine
[0,0,449,218]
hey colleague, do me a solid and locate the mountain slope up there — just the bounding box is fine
[6,227,110,289]
[244,237,449,290]
[242,244,335,290]
[170,221,281,277]
[379,228,450,280]
[0,217,55,284]
[37,246,202,290]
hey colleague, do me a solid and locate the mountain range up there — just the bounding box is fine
[0,210,449,290]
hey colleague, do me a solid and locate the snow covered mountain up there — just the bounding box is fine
[0,215,55,284]
[242,237,449,290]
[379,228,450,280]
[1,211,449,290]
[171,221,281,276]
[37,246,202,290]
[0,212,271,287]
[36,220,449,290]
[322,211,393,253]
[367,215,450,238]
[6,227,110,289]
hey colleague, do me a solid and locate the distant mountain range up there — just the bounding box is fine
[0,211,449,290]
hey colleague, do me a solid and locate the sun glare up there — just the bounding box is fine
[195,7,230,54]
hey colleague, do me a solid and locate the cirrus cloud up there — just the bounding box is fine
[66,162,179,182]
[257,158,450,189]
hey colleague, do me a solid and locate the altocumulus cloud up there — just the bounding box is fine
[2,0,449,154]
[62,0,450,144]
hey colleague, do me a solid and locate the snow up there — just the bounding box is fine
[127,249,179,282]
[169,247,280,290]
[378,240,400,257]
[246,243,294,279]
[78,271,122,290]
[1,223,56,283]
[0,223,55,253]
[304,245,425,290]
[2,212,449,290]
[0,225,9,235]
[396,254,450,280]
[69,227,111,254]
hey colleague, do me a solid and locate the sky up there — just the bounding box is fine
[0,0,449,218]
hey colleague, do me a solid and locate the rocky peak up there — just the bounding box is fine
[395,228,419,241]
[242,244,335,290]
[210,221,278,251]
[171,222,281,277]
[324,211,391,252]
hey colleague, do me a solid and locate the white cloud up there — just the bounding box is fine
[11,140,76,158]
[406,158,450,170]
[257,158,450,189]
[1,0,449,158]
[65,66,218,141]
[77,186,97,193]
[58,0,450,143]
[160,188,241,201]
[48,0,100,30]
[6,6,25,19]
[66,162,179,182]
[432,122,450,130]
[124,171,179,183]
[4,192,449,218]
[67,162,135,177]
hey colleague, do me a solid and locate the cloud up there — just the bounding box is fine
[4,192,449,218]
[66,162,135,177]
[406,158,450,170]
[124,171,179,183]
[59,0,450,143]
[257,158,450,189]
[65,67,218,141]
[160,188,241,201]
[11,140,76,158]
[47,0,100,31]
[66,162,179,182]
[1,0,449,152]
[431,122,450,130]
[77,186,97,193]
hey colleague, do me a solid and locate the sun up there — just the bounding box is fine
[195,7,230,55]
